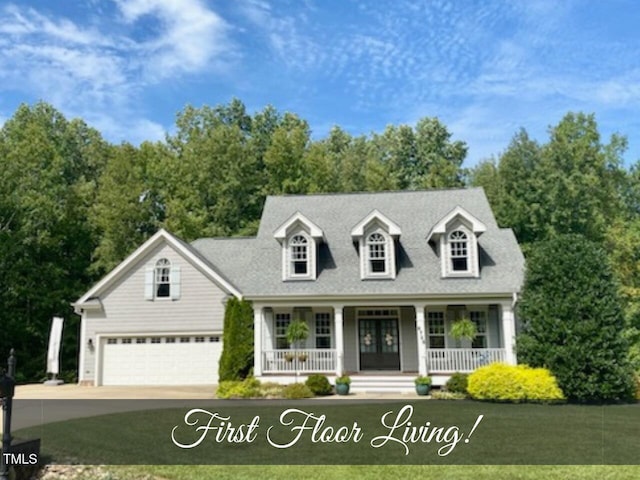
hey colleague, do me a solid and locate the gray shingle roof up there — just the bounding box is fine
[191,188,524,299]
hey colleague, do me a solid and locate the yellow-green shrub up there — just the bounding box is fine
[467,363,564,403]
[216,377,263,399]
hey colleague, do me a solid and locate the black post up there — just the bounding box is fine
[0,349,16,480]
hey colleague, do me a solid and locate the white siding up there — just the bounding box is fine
[80,242,230,383]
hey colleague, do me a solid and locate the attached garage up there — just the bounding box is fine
[99,334,222,386]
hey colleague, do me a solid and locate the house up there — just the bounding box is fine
[73,188,524,391]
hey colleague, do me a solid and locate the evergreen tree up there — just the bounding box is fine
[218,298,254,381]
[517,234,635,402]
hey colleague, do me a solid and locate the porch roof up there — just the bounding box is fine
[191,188,524,298]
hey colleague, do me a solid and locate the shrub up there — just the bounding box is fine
[518,235,636,402]
[445,372,468,394]
[282,383,314,399]
[216,377,262,399]
[305,374,333,396]
[218,298,254,382]
[467,363,564,403]
[260,382,285,398]
[431,390,467,400]
[414,375,432,386]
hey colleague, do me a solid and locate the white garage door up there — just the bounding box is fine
[101,335,223,386]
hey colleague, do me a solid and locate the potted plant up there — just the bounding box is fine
[415,375,432,396]
[297,353,308,362]
[286,319,310,350]
[284,352,295,362]
[335,374,351,395]
[450,317,477,342]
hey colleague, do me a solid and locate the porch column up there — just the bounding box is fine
[501,302,517,365]
[414,304,427,376]
[334,305,344,376]
[253,305,263,376]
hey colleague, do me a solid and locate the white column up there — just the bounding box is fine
[253,305,263,376]
[334,305,344,376]
[415,304,427,376]
[501,302,517,365]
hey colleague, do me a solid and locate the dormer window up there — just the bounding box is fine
[290,234,310,276]
[427,206,486,279]
[155,258,171,297]
[367,232,388,274]
[274,211,324,281]
[449,230,469,272]
[352,210,400,280]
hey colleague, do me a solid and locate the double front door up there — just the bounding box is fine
[359,316,400,370]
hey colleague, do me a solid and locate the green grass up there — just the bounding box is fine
[106,465,640,480]
[15,400,640,468]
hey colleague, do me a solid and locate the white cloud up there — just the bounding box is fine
[0,1,233,144]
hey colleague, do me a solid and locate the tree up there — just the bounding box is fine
[218,298,254,381]
[0,102,108,380]
[517,234,635,402]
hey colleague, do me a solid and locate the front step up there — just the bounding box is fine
[349,375,415,394]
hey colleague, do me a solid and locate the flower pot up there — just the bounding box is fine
[415,384,431,396]
[335,383,350,395]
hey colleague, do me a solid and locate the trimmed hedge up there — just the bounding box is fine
[445,372,468,394]
[305,374,333,396]
[467,363,564,403]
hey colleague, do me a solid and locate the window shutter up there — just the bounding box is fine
[144,267,154,300]
[171,266,181,300]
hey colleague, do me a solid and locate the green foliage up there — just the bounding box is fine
[286,319,309,348]
[445,372,469,394]
[414,375,432,386]
[305,374,333,396]
[282,383,314,399]
[467,363,564,403]
[518,235,636,402]
[449,318,477,341]
[218,298,254,382]
[216,377,262,399]
[335,374,351,385]
[430,390,467,400]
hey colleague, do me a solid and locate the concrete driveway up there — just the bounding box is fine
[14,383,217,399]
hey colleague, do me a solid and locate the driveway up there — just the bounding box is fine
[14,383,217,399]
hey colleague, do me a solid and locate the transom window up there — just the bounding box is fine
[155,258,171,297]
[470,311,487,348]
[275,313,291,349]
[427,312,445,349]
[449,230,469,272]
[315,312,332,349]
[367,232,387,274]
[289,235,309,276]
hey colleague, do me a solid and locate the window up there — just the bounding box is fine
[195,336,205,343]
[470,311,487,348]
[150,337,161,344]
[180,337,191,343]
[165,337,176,343]
[275,313,291,349]
[367,232,387,274]
[449,230,469,272]
[136,337,147,344]
[122,338,132,344]
[107,338,117,345]
[427,312,445,349]
[208,336,220,343]
[315,312,332,349]
[155,258,171,297]
[289,234,309,276]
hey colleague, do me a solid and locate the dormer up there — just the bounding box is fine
[351,209,401,280]
[427,206,487,278]
[274,212,324,281]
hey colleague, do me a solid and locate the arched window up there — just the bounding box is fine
[367,232,387,274]
[155,258,171,297]
[449,230,468,272]
[289,234,309,276]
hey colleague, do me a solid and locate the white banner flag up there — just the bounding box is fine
[47,316,64,375]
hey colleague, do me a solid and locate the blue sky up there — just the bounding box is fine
[1,0,639,166]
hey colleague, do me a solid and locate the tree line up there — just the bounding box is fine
[0,100,638,386]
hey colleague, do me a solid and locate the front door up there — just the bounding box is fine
[359,317,400,370]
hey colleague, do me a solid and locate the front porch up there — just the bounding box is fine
[253,302,517,383]
[261,347,507,375]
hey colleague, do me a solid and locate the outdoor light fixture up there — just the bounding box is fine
[87,338,94,351]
